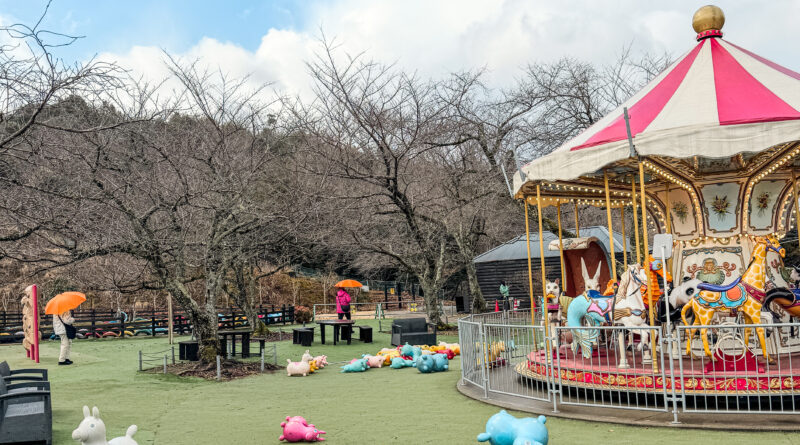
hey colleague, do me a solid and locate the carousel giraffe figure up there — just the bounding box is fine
[681,234,783,362]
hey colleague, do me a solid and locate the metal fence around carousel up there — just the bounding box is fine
[458,311,800,423]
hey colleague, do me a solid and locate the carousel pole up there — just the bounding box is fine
[536,185,551,344]
[573,201,580,237]
[603,171,618,281]
[557,202,567,288]
[664,183,673,273]
[792,170,800,249]
[524,200,537,330]
[631,175,642,264]
[639,161,658,372]
[620,206,628,270]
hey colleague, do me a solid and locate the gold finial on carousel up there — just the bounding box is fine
[692,5,725,41]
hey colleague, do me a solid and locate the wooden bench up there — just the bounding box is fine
[0,379,52,444]
[354,326,373,343]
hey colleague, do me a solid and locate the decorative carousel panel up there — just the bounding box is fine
[748,180,787,232]
[677,245,745,286]
[667,188,697,237]
[700,182,741,234]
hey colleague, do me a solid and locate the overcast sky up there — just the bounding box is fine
[2,1,799,99]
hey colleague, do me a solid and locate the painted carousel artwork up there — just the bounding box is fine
[478,5,800,405]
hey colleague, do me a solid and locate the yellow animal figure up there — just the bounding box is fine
[380,350,400,365]
[308,361,319,373]
[682,235,780,362]
[438,341,460,355]
[475,341,506,367]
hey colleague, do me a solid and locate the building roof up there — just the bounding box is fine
[473,225,632,263]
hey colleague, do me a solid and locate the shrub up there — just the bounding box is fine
[295,306,312,324]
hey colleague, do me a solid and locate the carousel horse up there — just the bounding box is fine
[611,264,653,368]
[762,252,800,320]
[681,235,783,362]
[566,264,648,360]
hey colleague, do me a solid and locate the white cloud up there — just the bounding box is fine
[96,0,800,101]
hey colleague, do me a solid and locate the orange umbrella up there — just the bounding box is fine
[44,291,86,315]
[334,279,363,288]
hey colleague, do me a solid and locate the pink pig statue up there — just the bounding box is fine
[366,355,384,368]
[312,355,328,368]
[279,416,326,442]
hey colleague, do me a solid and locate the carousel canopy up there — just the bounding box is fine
[514,6,800,189]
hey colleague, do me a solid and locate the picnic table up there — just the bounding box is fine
[316,319,355,345]
[218,329,251,358]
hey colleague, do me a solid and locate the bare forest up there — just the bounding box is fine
[0,16,670,359]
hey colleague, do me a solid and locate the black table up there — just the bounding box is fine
[316,320,355,345]
[219,329,251,358]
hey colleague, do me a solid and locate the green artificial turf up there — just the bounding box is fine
[2,319,798,444]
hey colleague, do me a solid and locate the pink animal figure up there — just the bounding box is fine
[312,355,328,368]
[72,406,138,445]
[280,416,326,442]
[365,355,384,368]
[287,350,313,377]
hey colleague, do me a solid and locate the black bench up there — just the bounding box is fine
[292,328,314,347]
[0,379,52,444]
[391,318,436,346]
[354,326,373,343]
[0,361,48,383]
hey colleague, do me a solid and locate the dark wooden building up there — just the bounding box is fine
[472,226,631,310]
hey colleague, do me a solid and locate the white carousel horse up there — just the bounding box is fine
[580,258,602,292]
[613,264,652,368]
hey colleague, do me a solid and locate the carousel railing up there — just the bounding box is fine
[458,312,800,422]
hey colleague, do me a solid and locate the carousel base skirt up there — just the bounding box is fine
[519,346,800,395]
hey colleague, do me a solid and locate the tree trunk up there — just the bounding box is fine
[465,261,486,312]
[419,279,442,326]
[192,308,220,362]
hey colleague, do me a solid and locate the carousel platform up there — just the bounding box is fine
[520,346,800,395]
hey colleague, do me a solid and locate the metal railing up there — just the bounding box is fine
[458,311,800,423]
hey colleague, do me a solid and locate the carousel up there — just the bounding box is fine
[513,5,800,400]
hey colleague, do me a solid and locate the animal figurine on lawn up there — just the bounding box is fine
[72,406,138,445]
[477,410,548,445]
[436,349,455,360]
[341,358,369,373]
[364,355,385,368]
[308,361,319,373]
[682,235,781,362]
[400,343,422,362]
[389,357,415,369]
[476,341,507,368]
[287,350,314,377]
[416,355,436,373]
[279,416,326,442]
[431,353,449,371]
[312,355,328,369]
[438,342,461,355]
[379,349,400,365]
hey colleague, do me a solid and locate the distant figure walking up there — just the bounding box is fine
[336,287,352,320]
[53,310,75,365]
[499,281,511,311]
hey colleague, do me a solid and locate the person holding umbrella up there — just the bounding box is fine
[334,279,361,320]
[46,291,86,365]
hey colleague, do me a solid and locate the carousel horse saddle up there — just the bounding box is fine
[586,289,614,321]
[697,277,741,293]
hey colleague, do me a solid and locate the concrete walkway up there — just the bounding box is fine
[457,377,800,431]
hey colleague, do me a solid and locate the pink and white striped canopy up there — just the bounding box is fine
[514,35,800,189]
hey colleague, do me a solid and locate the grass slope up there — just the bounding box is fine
[2,319,797,444]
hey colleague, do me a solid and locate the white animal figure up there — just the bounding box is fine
[580,258,602,292]
[544,279,564,325]
[613,264,654,369]
[72,406,138,445]
[287,350,313,377]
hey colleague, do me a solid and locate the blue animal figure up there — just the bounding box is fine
[431,353,449,371]
[340,358,369,373]
[416,355,435,373]
[565,290,612,358]
[389,357,414,369]
[477,410,548,445]
[400,343,422,362]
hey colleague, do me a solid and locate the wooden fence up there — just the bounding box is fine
[0,305,294,343]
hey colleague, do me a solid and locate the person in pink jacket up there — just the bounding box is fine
[335,287,352,320]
